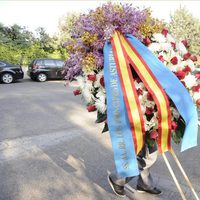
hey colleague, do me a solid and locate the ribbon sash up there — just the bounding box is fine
[103,31,198,177]
[104,41,139,177]
[117,32,172,153]
[124,33,198,152]
[111,32,145,154]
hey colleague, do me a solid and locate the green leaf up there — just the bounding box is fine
[95,111,107,123]
[102,123,108,133]
[172,131,182,144]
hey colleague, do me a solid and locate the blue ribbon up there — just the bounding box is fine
[104,41,139,177]
[126,34,198,151]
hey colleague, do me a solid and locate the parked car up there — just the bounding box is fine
[27,58,65,82]
[0,60,24,84]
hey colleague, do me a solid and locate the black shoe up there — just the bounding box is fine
[136,185,162,195]
[107,175,126,197]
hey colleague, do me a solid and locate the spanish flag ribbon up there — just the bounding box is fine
[112,31,171,154]
[103,31,198,177]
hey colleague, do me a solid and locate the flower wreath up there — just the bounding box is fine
[64,3,200,147]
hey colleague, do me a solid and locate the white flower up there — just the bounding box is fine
[170,107,180,120]
[134,81,145,90]
[94,88,106,113]
[82,88,94,103]
[143,113,158,131]
[152,33,166,43]
[148,43,161,52]
[76,76,85,90]
[160,43,172,52]
[193,92,200,102]
[176,42,188,55]
[95,98,106,113]
[184,59,195,71]
[94,70,104,88]
[166,34,176,43]
[183,73,197,88]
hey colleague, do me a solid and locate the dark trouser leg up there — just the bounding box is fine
[110,144,158,188]
[137,146,158,190]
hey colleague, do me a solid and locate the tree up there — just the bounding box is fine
[58,12,79,44]
[168,6,200,56]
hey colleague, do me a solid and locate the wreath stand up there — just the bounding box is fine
[162,147,199,200]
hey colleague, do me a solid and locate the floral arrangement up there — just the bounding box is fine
[64,3,200,146]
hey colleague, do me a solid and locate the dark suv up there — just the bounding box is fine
[27,58,65,82]
[0,60,24,84]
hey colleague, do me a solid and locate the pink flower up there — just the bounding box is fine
[192,85,200,92]
[182,65,191,73]
[158,55,165,62]
[147,92,153,101]
[87,105,96,112]
[73,89,81,96]
[196,99,200,106]
[87,74,96,81]
[171,121,178,130]
[190,55,197,62]
[135,77,142,83]
[100,76,105,87]
[181,40,189,48]
[171,42,176,49]
[145,107,154,115]
[143,37,151,46]
[175,71,186,80]
[195,73,200,80]
[161,29,168,37]
[150,130,158,139]
[137,88,143,95]
[170,56,178,65]
[183,52,191,60]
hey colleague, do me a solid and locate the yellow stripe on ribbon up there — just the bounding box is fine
[119,32,171,153]
[111,31,145,154]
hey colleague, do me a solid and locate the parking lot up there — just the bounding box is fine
[0,72,199,200]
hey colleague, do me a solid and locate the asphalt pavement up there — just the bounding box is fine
[0,71,199,200]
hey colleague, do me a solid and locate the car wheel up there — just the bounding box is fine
[37,73,47,82]
[1,73,14,84]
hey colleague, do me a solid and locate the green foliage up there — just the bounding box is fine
[172,117,185,144]
[0,23,66,65]
[58,12,80,44]
[168,7,200,57]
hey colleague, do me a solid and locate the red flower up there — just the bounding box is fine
[192,85,200,92]
[161,29,168,37]
[150,130,158,139]
[196,99,200,106]
[158,55,165,62]
[147,92,153,101]
[135,77,142,83]
[87,105,96,112]
[145,107,154,115]
[181,40,189,48]
[87,74,96,81]
[190,55,197,62]
[143,37,151,46]
[100,76,105,87]
[183,52,191,60]
[175,71,186,80]
[171,42,176,49]
[195,73,200,80]
[171,121,178,130]
[137,88,143,95]
[73,89,81,96]
[170,56,178,65]
[182,65,191,73]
